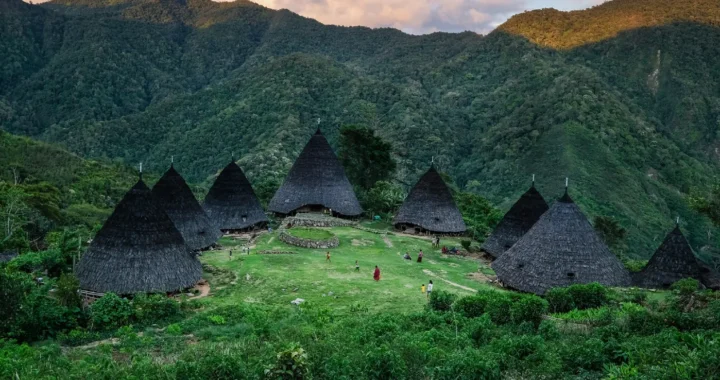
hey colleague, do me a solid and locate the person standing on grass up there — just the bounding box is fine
[373,266,381,281]
[417,250,423,263]
[229,250,233,261]
[355,260,360,272]
[326,251,331,263]
[427,280,433,299]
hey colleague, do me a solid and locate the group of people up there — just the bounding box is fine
[403,250,424,263]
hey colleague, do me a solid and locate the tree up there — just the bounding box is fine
[0,183,32,251]
[362,181,406,217]
[454,192,501,241]
[338,125,396,191]
[690,185,720,227]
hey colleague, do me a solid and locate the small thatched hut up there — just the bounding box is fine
[269,129,362,217]
[203,161,268,232]
[492,190,631,295]
[152,164,222,251]
[394,166,466,234]
[633,225,720,290]
[481,183,548,258]
[76,179,201,294]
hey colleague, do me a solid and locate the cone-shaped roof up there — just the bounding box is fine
[152,165,222,250]
[394,166,466,233]
[77,180,201,294]
[268,130,363,216]
[492,192,631,295]
[634,226,719,289]
[482,184,548,258]
[203,161,268,230]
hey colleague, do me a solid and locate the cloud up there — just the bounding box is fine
[252,0,528,34]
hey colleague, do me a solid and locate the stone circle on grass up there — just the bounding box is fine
[280,227,340,249]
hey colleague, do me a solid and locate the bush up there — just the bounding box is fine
[55,273,81,309]
[133,293,180,323]
[90,293,133,330]
[265,343,309,380]
[486,294,513,324]
[467,314,495,346]
[546,283,608,312]
[511,295,548,327]
[428,290,457,312]
[460,240,472,251]
[671,278,700,296]
[454,293,491,318]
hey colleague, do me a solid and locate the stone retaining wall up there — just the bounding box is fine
[284,213,357,228]
[279,230,340,249]
[257,250,297,255]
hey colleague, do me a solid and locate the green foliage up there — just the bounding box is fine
[427,290,457,312]
[338,125,396,191]
[57,328,100,346]
[132,294,180,323]
[511,295,548,327]
[486,294,514,325]
[90,293,133,330]
[545,283,609,313]
[208,315,227,326]
[55,273,81,309]
[593,216,627,252]
[265,343,309,380]
[454,192,501,241]
[671,278,700,296]
[7,248,65,274]
[454,293,492,318]
[360,181,405,217]
[460,240,471,251]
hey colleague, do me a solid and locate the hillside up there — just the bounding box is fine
[1,0,720,258]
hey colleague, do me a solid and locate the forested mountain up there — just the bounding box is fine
[2,0,720,258]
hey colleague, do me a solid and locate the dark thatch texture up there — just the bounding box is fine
[393,166,466,233]
[77,180,201,294]
[492,191,631,295]
[151,165,222,251]
[0,250,18,264]
[482,185,549,258]
[203,161,268,231]
[269,130,362,216]
[633,226,720,290]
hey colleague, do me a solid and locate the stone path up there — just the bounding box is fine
[422,269,477,293]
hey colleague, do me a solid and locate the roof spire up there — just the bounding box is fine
[170,155,174,168]
[139,162,143,181]
[532,174,535,186]
[676,216,680,226]
[315,118,322,135]
[231,152,234,163]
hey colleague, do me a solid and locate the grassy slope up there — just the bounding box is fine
[203,228,498,313]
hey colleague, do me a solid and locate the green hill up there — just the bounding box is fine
[2,0,720,258]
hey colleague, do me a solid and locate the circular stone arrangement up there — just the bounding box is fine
[279,228,340,249]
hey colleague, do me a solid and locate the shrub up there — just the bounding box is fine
[55,273,81,309]
[208,315,227,325]
[467,314,495,346]
[166,323,183,336]
[545,288,575,313]
[265,343,309,380]
[511,295,548,327]
[671,278,700,296]
[428,290,457,312]
[460,240,472,251]
[90,293,132,330]
[486,294,513,325]
[454,293,491,318]
[133,294,180,323]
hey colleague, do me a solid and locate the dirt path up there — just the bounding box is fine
[188,281,210,300]
[382,235,393,248]
[423,269,477,293]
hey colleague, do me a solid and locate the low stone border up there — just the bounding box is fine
[284,213,357,228]
[353,225,394,235]
[279,230,340,249]
[257,250,298,255]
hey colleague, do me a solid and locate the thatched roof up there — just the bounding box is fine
[393,166,466,233]
[77,179,201,294]
[203,161,268,231]
[482,184,548,258]
[268,129,362,216]
[151,165,222,251]
[634,226,720,290]
[492,191,631,295]
[0,250,18,264]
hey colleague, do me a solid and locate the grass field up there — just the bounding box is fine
[285,228,335,240]
[202,226,500,313]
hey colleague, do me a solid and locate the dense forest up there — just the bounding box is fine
[2,0,720,258]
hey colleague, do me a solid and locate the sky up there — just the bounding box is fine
[27,0,608,34]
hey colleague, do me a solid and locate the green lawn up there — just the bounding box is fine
[286,228,335,240]
[202,227,500,313]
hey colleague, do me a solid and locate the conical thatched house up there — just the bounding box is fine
[481,183,548,258]
[634,225,720,290]
[203,161,268,232]
[76,179,202,294]
[492,190,631,295]
[269,129,362,217]
[394,166,466,234]
[152,164,222,251]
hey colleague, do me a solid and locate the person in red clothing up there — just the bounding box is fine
[373,265,381,281]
